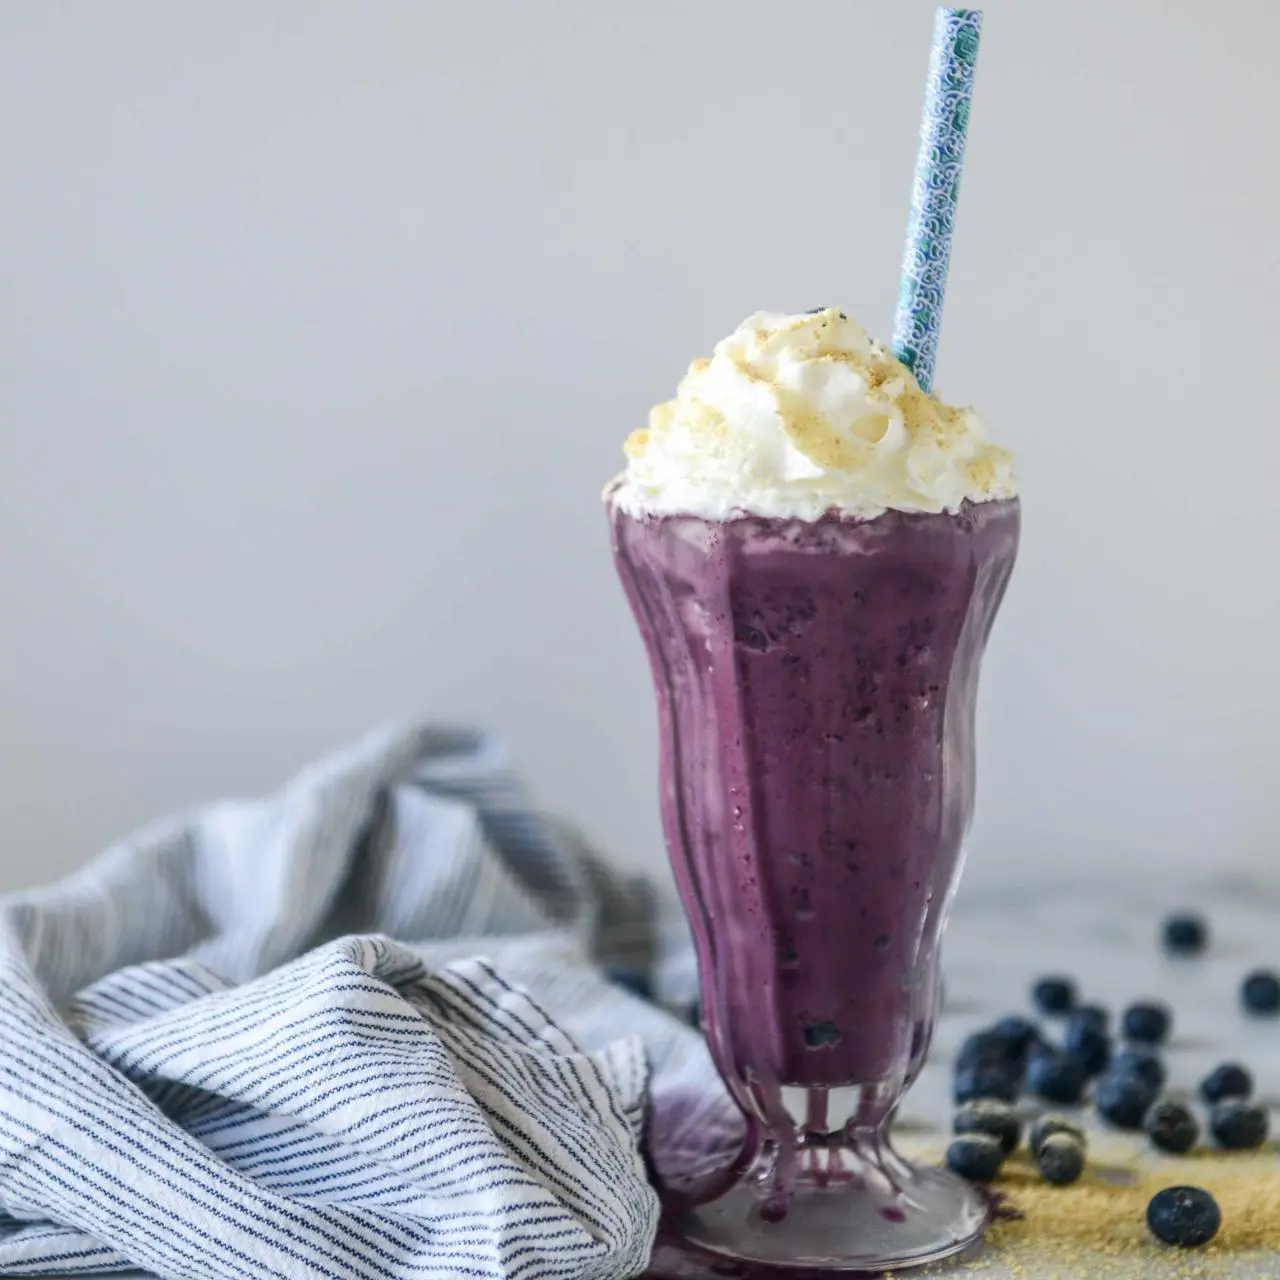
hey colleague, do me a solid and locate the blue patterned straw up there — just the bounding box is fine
[891,7,983,394]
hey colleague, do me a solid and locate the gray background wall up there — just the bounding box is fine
[1,0,1277,892]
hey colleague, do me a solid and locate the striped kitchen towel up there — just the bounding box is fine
[0,723,738,1280]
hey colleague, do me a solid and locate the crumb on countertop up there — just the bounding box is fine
[982,1146,1280,1277]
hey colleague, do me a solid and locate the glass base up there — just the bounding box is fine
[668,1149,988,1271]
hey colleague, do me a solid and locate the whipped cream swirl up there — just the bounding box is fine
[611,308,1016,521]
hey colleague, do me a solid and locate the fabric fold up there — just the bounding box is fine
[0,722,724,1280]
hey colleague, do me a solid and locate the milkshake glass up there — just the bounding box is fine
[607,310,1019,1270]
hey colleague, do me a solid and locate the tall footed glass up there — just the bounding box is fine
[609,494,1020,1271]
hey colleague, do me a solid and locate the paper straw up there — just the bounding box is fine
[891,7,983,394]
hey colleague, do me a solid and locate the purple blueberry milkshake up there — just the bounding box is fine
[608,309,1019,1269]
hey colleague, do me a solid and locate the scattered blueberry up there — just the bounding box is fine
[954,1060,1019,1104]
[953,1099,1021,1154]
[1026,1033,1056,1061]
[958,1024,1032,1074]
[1161,913,1208,956]
[1210,1100,1269,1150]
[1111,1046,1167,1094]
[956,1030,1011,1071]
[945,1133,1005,1182]
[1032,976,1077,1017]
[1027,1052,1087,1105]
[1122,1001,1171,1045]
[1095,1072,1156,1130]
[1064,1021,1112,1076]
[1200,1062,1253,1103]
[1241,969,1280,1017]
[1068,1004,1110,1035]
[1035,1132,1085,1186]
[1029,1114,1085,1157]
[1147,1186,1221,1248]
[990,1014,1042,1060]
[1145,1100,1199,1155]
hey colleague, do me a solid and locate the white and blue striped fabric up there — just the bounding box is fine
[0,723,737,1280]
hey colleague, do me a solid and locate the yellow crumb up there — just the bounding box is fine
[623,428,649,459]
[896,1133,1280,1275]
[899,383,944,440]
[648,400,676,431]
[966,457,997,489]
[682,399,727,438]
[772,388,867,471]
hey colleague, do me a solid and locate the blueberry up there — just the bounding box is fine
[990,1014,1042,1060]
[1032,976,1077,1016]
[1094,1072,1156,1130]
[606,968,652,1000]
[958,1024,1031,1075]
[1025,1036,1056,1067]
[1064,1021,1112,1076]
[954,1060,1019,1105]
[1200,1062,1253,1103]
[1068,1004,1110,1035]
[735,623,771,651]
[956,1030,1009,1070]
[1145,1100,1199,1154]
[953,1099,1021,1154]
[945,1133,1005,1182]
[1027,1052,1087,1105]
[1210,1100,1269,1150]
[1161,913,1208,956]
[1122,1001,1171,1045]
[1035,1132,1085,1186]
[802,1020,842,1048]
[1241,969,1280,1017]
[1111,1046,1167,1094]
[1029,1113,1085,1156]
[1147,1186,1221,1248]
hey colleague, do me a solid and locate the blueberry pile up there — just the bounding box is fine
[941,909,1275,1247]
[945,1101,1087,1186]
